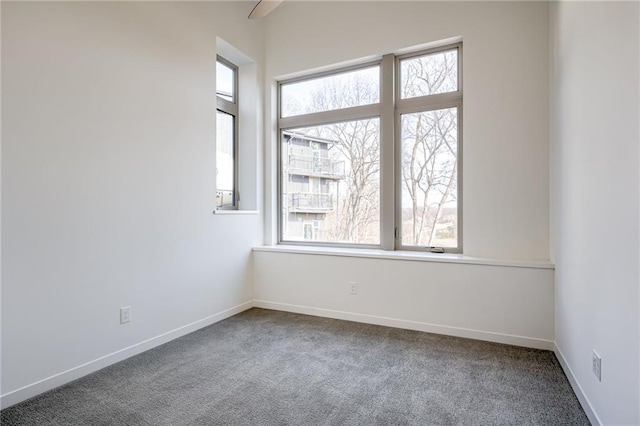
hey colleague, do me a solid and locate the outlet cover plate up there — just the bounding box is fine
[592,350,601,381]
[120,306,131,324]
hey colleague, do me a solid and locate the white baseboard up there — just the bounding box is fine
[0,301,253,410]
[253,300,554,351]
[554,343,602,426]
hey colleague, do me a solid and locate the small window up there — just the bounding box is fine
[216,60,235,102]
[399,107,459,248]
[399,48,458,99]
[216,56,238,209]
[280,66,380,118]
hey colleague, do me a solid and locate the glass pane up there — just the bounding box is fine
[216,60,235,102]
[216,111,235,208]
[281,66,380,118]
[400,49,458,99]
[400,107,458,248]
[281,119,380,245]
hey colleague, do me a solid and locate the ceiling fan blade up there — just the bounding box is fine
[248,0,283,19]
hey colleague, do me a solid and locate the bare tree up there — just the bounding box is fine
[303,73,380,244]
[400,51,458,246]
[324,119,379,242]
[401,109,457,245]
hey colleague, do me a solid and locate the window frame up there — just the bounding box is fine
[276,42,463,252]
[216,55,239,210]
[277,60,383,249]
[394,43,463,253]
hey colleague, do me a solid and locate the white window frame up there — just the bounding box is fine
[276,42,462,253]
[216,55,239,210]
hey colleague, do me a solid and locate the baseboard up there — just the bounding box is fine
[253,300,554,351]
[554,342,602,426]
[0,301,253,410]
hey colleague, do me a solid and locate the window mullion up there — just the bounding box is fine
[279,103,381,130]
[396,92,462,115]
[217,97,238,116]
[380,54,395,251]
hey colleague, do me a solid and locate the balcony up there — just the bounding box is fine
[287,154,345,180]
[288,192,334,213]
[216,189,234,209]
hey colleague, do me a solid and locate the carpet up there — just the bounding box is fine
[1,308,590,425]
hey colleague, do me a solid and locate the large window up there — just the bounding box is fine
[216,56,238,209]
[278,43,462,252]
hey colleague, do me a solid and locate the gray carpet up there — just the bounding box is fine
[2,308,589,425]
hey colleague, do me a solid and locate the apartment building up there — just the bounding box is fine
[281,131,345,241]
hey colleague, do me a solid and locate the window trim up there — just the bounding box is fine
[216,55,239,210]
[276,42,463,252]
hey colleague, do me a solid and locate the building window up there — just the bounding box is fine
[216,56,238,209]
[278,43,462,252]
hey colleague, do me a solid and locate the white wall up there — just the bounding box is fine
[550,2,640,424]
[254,251,554,349]
[1,1,263,407]
[264,1,550,261]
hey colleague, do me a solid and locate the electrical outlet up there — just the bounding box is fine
[592,350,601,381]
[120,306,131,324]
[349,281,357,295]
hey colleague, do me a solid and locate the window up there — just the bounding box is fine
[216,56,238,209]
[278,43,462,252]
[397,47,461,250]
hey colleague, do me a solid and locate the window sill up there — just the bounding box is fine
[212,209,259,215]
[251,245,554,270]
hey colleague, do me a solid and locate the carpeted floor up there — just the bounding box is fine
[2,308,589,425]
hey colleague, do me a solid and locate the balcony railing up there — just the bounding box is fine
[288,192,334,212]
[288,154,345,179]
[216,189,234,209]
